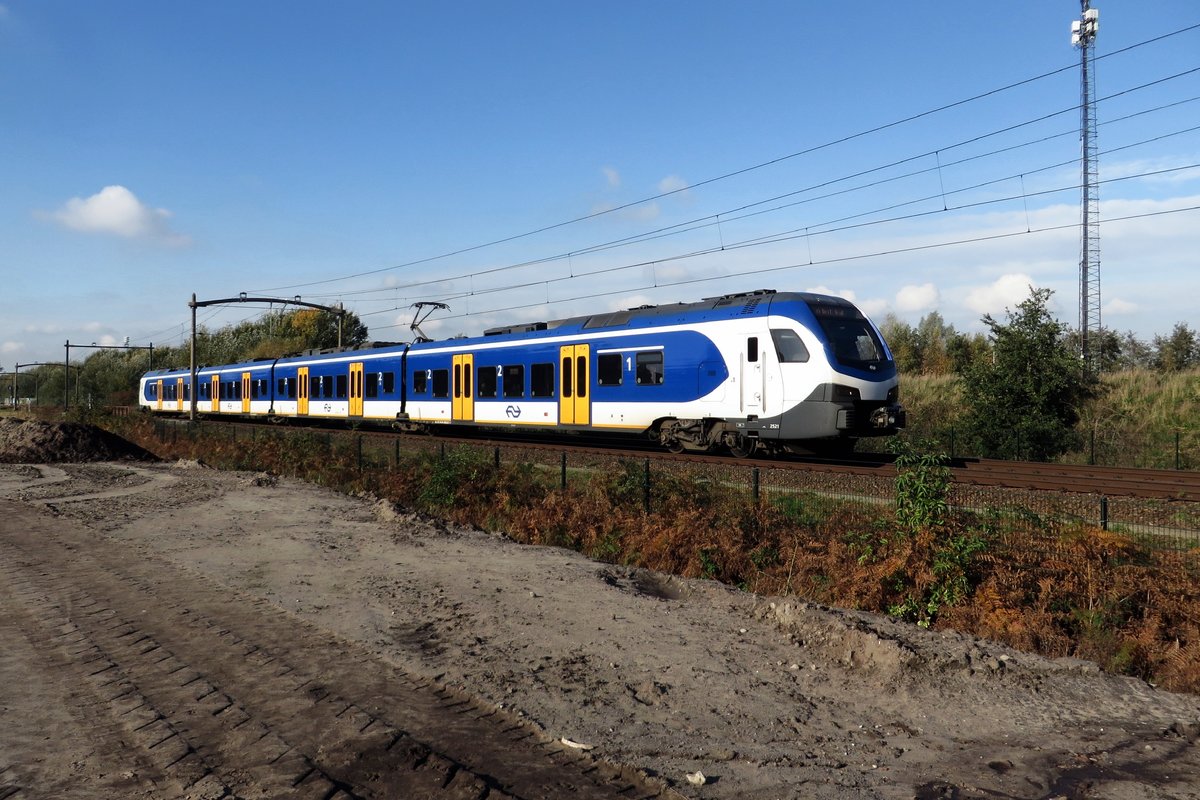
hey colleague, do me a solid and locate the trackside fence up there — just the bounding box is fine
[147,419,1200,561]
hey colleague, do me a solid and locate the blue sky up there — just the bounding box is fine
[2,1,1198,367]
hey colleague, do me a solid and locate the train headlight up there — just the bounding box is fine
[832,384,860,402]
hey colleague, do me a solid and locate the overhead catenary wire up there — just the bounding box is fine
[251,21,1200,296]
[318,120,1200,315]
[295,79,1200,309]
[364,203,1200,332]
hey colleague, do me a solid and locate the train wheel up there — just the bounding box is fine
[727,435,758,459]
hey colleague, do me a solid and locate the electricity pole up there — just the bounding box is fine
[1072,2,1101,372]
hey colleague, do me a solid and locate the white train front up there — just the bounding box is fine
[140,290,905,456]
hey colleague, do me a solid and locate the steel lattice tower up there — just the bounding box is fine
[1073,2,1101,371]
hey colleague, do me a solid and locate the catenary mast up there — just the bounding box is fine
[1073,2,1101,371]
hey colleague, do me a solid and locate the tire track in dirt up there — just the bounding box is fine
[0,501,676,800]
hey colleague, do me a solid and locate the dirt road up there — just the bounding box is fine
[2,460,1200,799]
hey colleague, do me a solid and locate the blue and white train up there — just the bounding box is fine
[139,290,905,456]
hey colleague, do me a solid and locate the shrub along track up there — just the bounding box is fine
[0,498,673,800]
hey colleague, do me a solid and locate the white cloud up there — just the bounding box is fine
[805,285,857,301]
[2,341,21,354]
[1104,297,1138,316]
[602,167,621,188]
[658,174,688,195]
[45,185,190,245]
[895,282,938,312]
[857,298,889,318]
[964,273,1036,315]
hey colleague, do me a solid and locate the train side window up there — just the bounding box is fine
[597,354,622,386]
[277,378,286,395]
[309,376,320,398]
[503,364,524,398]
[770,329,810,363]
[635,351,664,385]
[366,373,379,398]
[383,372,395,394]
[530,363,554,397]
[336,375,347,399]
[322,375,334,398]
[413,370,428,394]
[748,337,759,363]
[251,381,259,399]
[477,366,497,398]
[432,369,449,398]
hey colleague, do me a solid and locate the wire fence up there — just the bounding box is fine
[856,425,1198,471]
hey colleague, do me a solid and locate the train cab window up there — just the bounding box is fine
[597,354,622,386]
[748,337,759,363]
[503,365,524,398]
[531,363,554,397]
[432,369,449,398]
[477,366,498,398]
[635,351,664,385]
[771,329,811,363]
[413,370,428,394]
[335,375,347,399]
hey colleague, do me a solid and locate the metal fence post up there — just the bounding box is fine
[560,452,567,490]
[643,458,651,514]
[494,446,500,469]
[1100,496,1109,531]
[356,435,363,470]
[1177,431,1182,471]
[752,466,760,504]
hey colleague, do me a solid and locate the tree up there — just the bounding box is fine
[878,315,920,374]
[914,311,955,374]
[1153,323,1198,372]
[959,287,1099,461]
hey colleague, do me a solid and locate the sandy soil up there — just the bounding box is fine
[3,454,1200,799]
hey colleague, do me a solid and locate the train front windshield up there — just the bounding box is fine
[806,301,889,369]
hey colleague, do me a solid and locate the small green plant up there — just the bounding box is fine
[749,544,781,571]
[891,439,951,535]
[418,446,492,509]
[698,546,721,579]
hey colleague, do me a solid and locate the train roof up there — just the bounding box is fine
[481,289,852,337]
[141,290,860,376]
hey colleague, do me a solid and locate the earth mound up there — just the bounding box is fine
[0,418,157,464]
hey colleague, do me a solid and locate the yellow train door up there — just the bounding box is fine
[176,378,185,412]
[241,372,251,413]
[297,367,309,415]
[452,354,474,421]
[349,362,364,417]
[210,375,220,413]
[558,344,590,425]
[155,379,163,411]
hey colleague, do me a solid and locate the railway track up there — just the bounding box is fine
[0,498,675,800]
[148,414,1200,501]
